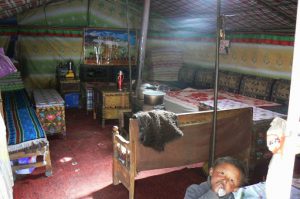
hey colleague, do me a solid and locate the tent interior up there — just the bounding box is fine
[0,0,299,198]
[0,0,297,88]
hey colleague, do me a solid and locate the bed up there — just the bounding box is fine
[112,108,253,199]
[1,89,52,178]
[164,87,287,169]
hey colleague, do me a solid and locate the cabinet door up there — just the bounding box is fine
[103,93,129,108]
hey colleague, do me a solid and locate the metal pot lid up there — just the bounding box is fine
[143,90,165,96]
[140,83,152,88]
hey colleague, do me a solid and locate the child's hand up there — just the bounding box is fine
[267,134,285,154]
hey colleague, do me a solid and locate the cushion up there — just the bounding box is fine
[194,68,214,89]
[271,79,290,105]
[239,75,274,100]
[178,67,197,86]
[219,71,243,93]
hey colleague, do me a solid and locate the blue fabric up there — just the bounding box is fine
[3,89,46,146]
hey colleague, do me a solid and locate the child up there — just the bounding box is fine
[184,156,247,199]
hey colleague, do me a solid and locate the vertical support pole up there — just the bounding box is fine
[126,0,132,100]
[265,2,300,198]
[87,0,90,26]
[135,0,151,94]
[208,0,221,168]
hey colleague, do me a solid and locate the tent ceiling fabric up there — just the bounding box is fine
[0,0,298,33]
[0,0,53,20]
[136,0,297,33]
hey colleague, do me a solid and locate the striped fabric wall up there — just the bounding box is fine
[0,36,10,52]
[146,31,293,80]
[0,0,141,89]
[18,35,83,89]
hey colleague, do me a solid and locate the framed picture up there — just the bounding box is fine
[219,39,230,55]
[83,28,137,65]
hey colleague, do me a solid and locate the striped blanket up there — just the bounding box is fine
[2,89,48,153]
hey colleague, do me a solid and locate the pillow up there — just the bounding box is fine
[219,71,243,93]
[271,79,290,105]
[194,68,214,89]
[239,75,274,100]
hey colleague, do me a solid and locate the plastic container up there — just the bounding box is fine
[14,156,36,175]
[65,92,80,108]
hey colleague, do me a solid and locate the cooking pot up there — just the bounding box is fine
[143,90,165,106]
[138,83,157,100]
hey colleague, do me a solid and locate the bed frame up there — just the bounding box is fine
[112,108,253,199]
[0,90,52,179]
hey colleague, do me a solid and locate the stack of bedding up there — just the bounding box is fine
[0,72,24,92]
[147,48,183,81]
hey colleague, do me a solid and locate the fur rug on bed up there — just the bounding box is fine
[133,110,183,151]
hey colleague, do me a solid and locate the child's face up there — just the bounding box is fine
[209,162,242,196]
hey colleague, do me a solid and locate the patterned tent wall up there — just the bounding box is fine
[18,35,83,89]
[9,0,142,89]
[145,31,293,80]
[0,36,10,51]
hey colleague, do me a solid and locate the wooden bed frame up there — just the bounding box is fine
[9,145,52,178]
[112,108,253,199]
[0,91,52,179]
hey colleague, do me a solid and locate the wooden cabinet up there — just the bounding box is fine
[94,87,131,128]
[80,64,137,82]
[58,78,81,95]
[33,89,66,136]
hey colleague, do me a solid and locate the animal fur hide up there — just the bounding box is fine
[133,110,183,151]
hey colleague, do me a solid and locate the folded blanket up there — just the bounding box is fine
[3,89,48,153]
[134,110,183,151]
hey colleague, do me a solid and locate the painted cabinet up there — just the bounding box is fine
[33,89,66,136]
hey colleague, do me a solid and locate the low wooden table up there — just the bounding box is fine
[33,89,66,136]
[93,87,131,128]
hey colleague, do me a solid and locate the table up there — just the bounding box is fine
[93,87,131,128]
[33,89,66,136]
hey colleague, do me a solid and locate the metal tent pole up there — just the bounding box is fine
[208,0,221,168]
[125,0,132,99]
[135,0,150,94]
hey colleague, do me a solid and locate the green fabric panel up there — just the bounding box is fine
[148,31,294,42]
[88,0,141,29]
[227,34,294,41]
[0,28,18,34]
[18,0,88,26]
[44,0,88,27]
[19,36,82,88]
[18,6,48,26]
[0,36,10,51]
[149,31,214,39]
[16,0,140,29]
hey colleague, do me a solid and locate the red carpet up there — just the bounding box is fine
[13,109,206,199]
